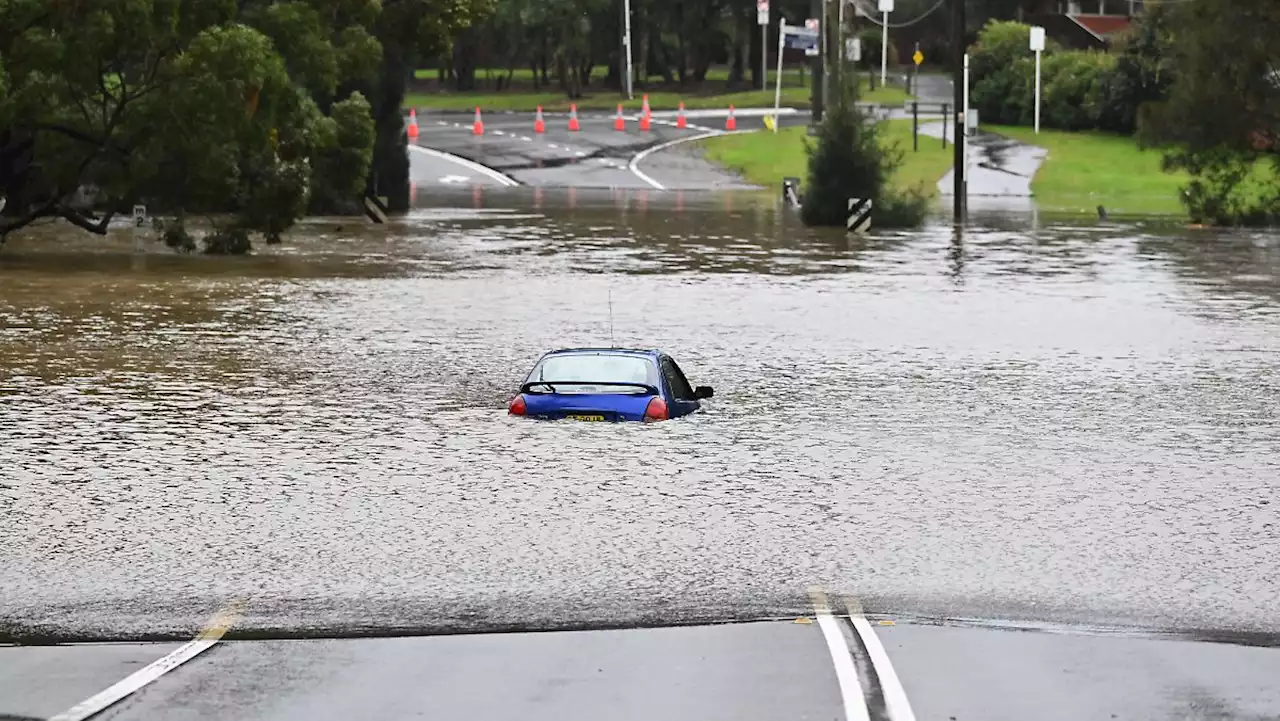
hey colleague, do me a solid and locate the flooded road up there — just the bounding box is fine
[2,191,1279,642]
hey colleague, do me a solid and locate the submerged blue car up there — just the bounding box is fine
[508,348,713,422]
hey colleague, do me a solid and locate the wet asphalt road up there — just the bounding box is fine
[6,617,1280,721]
[408,109,761,190]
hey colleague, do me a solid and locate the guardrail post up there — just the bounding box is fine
[941,103,949,149]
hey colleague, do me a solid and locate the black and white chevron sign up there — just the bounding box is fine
[847,197,873,233]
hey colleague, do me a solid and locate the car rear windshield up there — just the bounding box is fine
[526,353,658,394]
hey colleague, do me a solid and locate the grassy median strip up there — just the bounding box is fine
[403,80,909,113]
[697,119,954,194]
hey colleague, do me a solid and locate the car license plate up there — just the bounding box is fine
[567,414,605,422]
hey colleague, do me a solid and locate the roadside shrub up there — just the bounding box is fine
[309,92,376,215]
[1095,7,1173,134]
[969,21,1058,125]
[1165,148,1280,227]
[801,79,926,229]
[1040,51,1115,131]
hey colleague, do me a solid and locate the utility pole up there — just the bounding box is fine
[811,0,824,122]
[623,0,634,100]
[951,0,965,222]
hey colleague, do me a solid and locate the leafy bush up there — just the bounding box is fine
[309,92,376,214]
[801,79,926,229]
[1095,6,1173,134]
[1165,148,1280,227]
[969,21,1055,125]
[1040,51,1115,131]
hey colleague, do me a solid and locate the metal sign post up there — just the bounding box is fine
[758,0,769,91]
[878,0,894,88]
[1029,26,1045,134]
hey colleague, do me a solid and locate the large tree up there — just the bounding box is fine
[0,0,384,251]
[1142,0,1280,225]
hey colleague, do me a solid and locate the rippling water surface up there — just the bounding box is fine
[3,191,1278,640]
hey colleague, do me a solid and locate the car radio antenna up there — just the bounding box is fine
[608,287,615,347]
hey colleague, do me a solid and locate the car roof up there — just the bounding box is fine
[541,347,662,360]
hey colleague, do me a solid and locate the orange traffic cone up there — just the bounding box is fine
[472,107,484,135]
[639,95,652,131]
[534,106,546,133]
[407,108,419,139]
[614,104,626,131]
[676,102,687,129]
[568,104,581,131]
[725,104,737,131]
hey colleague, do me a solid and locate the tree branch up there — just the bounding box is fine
[0,198,59,240]
[56,204,114,235]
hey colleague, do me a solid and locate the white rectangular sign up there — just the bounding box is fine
[846,37,862,62]
[132,204,147,228]
[1029,26,1046,51]
[757,0,769,25]
[878,0,894,11]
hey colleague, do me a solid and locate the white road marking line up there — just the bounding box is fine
[521,136,533,142]
[49,601,245,721]
[576,150,587,157]
[628,129,730,190]
[810,589,871,721]
[845,596,917,721]
[493,130,506,136]
[436,121,448,126]
[407,145,520,187]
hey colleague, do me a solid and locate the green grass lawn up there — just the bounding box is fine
[403,77,909,112]
[415,65,874,88]
[986,125,1189,215]
[696,118,953,194]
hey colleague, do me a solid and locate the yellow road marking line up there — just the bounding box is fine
[49,599,245,721]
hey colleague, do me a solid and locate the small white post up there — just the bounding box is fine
[774,19,785,133]
[878,0,894,88]
[1029,26,1046,134]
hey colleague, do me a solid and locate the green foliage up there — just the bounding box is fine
[969,19,1152,134]
[1141,0,1280,226]
[1094,5,1172,134]
[801,79,926,229]
[309,91,376,214]
[1039,51,1115,132]
[0,0,388,250]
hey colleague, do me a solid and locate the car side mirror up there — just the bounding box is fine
[694,386,714,399]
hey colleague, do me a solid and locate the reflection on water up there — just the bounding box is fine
[2,190,1279,640]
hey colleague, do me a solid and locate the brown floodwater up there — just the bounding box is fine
[2,190,1278,640]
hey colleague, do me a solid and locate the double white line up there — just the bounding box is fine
[811,588,917,721]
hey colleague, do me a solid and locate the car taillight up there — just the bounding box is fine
[508,394,527,416]
[643,397,668,422]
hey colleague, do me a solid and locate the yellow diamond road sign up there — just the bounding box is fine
[913,50,924,66]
